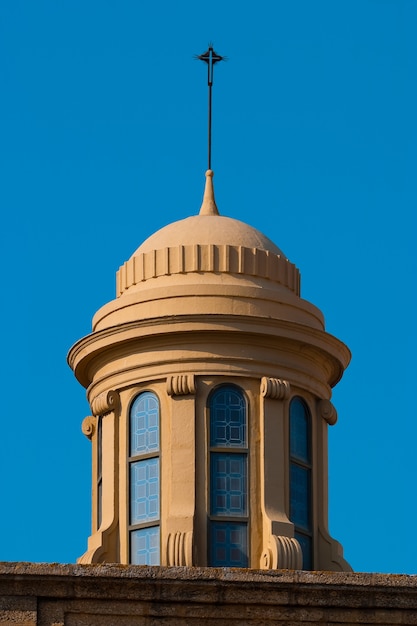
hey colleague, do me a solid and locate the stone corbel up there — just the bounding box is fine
[318,399,338,425]
[166,531,193,566]
[91,390,120,416]
[260,377,291,400]
[261,535,303,570]
[166,374,196,396]
[81,416,96,440]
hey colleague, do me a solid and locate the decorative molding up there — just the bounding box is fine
[318,399,338,425]
[81,416,96,440]
[167,374,196,397]
[261,535,303,570]
[91,390,120,416]
[117,243,300,297]
[260,377,291,400]
[166,531,193,566]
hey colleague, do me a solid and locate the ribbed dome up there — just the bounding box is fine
[135,214,285,258]
[114,170,299,300]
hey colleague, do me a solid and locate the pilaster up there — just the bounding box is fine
[259,377,302,569]
[78,390,120,564]
[163,375,196,566]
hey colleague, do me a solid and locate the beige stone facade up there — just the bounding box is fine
[1,563,417,625]
[68,170,351,571]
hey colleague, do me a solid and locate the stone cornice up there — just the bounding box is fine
[68,313,351,391]
[117,244,300,297]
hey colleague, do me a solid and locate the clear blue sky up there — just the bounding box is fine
[1,0,416,574]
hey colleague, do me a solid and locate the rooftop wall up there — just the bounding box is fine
[1,563,416,625]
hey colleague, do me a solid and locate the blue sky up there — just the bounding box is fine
[1,0,416,574]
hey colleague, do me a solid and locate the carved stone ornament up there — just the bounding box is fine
[260,377,290,400]
[81,416,96,440]
[261,535,303,570]
[318,399,338,425]
[166,531,193,566]
[167,374,196,396]
[91,390,120,416]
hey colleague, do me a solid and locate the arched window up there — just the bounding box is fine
[208,385,248,567]
[289,397,312,569]
[129,392,160,565]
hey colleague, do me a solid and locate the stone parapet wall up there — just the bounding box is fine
[116,244,300,297]
[0,563,417,625]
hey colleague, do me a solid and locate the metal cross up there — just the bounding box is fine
[196,44,224,170]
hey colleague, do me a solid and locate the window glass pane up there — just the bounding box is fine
[295,532,312,571]
[97,480,102,530]
[290,464,311,531]
[130,527,160,565]
[130,392,159,456]
[97,416,102,477]
[211,453,247,516]
[210,387,246,447]
[97,416,102,529]
[130,458,160,525]
[210,522,248,567]
[290,398,310,463]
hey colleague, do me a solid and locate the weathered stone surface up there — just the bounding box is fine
[1,563,417,625]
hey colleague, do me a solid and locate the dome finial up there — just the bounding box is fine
[199,169,219,216]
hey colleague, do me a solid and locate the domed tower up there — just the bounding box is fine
[68,170,351,571]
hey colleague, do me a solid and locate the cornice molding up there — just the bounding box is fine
[68,313,350,393]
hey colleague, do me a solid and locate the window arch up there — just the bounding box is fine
[128,391,160,565]
[289,396,312,569]
[208,385,248,567]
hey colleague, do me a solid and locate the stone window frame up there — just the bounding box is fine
[207,383,249,567]
[128,391,161,565]
[289,395,313,570]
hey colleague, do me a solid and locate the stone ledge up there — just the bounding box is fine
[1,563,417,625]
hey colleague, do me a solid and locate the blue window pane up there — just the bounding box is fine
[290,464,311,531]
[211,453,247,516]
[295,532,312,571]
[210,522,248,567]
[130,458,160,525]
[290,398,310,463]
[130,392,159,456]
[130,527,160,565]
[210,387,246,447]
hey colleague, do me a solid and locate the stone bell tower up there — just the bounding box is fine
[68,169,351,571]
